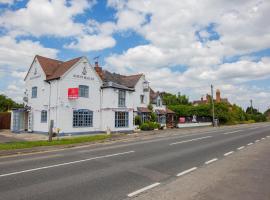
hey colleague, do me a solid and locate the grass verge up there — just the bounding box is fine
[0,134,111,150]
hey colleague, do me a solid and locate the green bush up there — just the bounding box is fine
[140,122,161,131]
[135,115,142,126]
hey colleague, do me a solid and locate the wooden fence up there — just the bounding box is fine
[0,112,11,129]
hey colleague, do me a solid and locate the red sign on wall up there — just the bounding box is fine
[179,117,185,123]
[68,88,79,99]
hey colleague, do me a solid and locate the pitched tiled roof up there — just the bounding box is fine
[94,66,143,89]
[155,109,167,115]
[35,55,81,81]
[166,108,175,114]
[137,107,151,113]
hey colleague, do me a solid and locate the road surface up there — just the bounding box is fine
[0,123,270,200]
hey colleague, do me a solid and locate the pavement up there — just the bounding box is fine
[0,123,269,200]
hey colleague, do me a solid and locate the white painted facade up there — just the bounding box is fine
[12,56,152,135]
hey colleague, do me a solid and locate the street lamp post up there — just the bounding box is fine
[211,84,215,127]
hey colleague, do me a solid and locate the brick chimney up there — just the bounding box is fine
[94,61,104,80]
[216,89,221,103]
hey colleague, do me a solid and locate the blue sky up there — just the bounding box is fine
[0,0,270,111]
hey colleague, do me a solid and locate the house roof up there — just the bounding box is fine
[34,55,82,81]
[155,109,167,115]
[94,66,143,90]
[137,107,151,113]
[166,108,175,114]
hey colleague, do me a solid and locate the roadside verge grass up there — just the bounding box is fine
[0,134,111,150]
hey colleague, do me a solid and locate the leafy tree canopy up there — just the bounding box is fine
[0,94,23,112]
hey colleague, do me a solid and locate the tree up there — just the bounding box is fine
[161,92,190,106]
[0,94,23,112]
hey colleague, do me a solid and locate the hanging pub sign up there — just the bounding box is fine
[68,88,79,99]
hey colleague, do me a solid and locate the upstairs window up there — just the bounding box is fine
[118,90,126,107]
[32,87,37,98]
[79,85,89,98]
[41,110,47,123]
[140,95,144,104]
[157,98,161,106]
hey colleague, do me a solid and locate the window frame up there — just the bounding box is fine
[115,112,129,128]
[41,110,47,123]
[73,109,93,127]
[79,85,89,98]
[140,95,144,104]
[32,86,37,98]
[118,90,126,107]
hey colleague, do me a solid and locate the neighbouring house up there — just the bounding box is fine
[11,55,150,135]
[150,89,175,128]
[193,89,229,106]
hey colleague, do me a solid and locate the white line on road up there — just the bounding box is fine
[127,183,160,197]
[223,130,243,135]
[205,158,218,165]
[224,151,234,156]
[237,146,245,150]
[169,136,212,146]
[176,167,197,177]
[247,143,253,146]
[255,140,260,143]
[267,136,270,138]
[0,151,135,178]
[262,137,266,140]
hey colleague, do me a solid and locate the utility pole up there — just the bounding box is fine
[250,99,253,114]
[211,84,215,127]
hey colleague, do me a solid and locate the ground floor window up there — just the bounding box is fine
[41,110,47,123]
[115,112,129,128]
[158,114,166,124]
[73,109,93,127]
[141,113,149,123]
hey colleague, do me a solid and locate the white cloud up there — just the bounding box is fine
[0,36,58,69]
[0,0,96,37]
[65,34,116,52]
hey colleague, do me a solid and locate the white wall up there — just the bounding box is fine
[101,88,134,132]
[25,57,50,133]
[133,75,150,111]
[56,57,103,134]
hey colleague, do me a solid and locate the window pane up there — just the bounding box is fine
[32,87,37,98]
[41,110,47,123]
[73,109,93,127]
[118,90,126,107]
[79,85,89,98]
[115,112,129,128]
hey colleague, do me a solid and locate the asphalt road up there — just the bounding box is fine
[0,123,270,200]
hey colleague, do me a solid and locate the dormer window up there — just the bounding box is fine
[143,81,149,92]
[157,98,161,106]
[140,95,144,104]
[32,87,37,98]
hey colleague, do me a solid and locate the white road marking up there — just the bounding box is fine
[127,182,160,197]
[237,146,245,150]
[169,136,212,146]
[176,167,197,177]
[247,143,253,146]
[262,137,266,140]
[205,158,218,165]
[223,130,243,135]
[267,136,270,138]
[255,140,260,143]
[224,151,234,156]
[0,151,135,178]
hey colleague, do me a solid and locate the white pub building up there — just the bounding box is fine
[11,55,173,135]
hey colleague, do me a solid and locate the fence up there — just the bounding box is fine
[0,112,11,129]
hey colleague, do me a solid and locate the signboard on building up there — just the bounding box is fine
[179,117,185,123]
[68,88,79,99]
